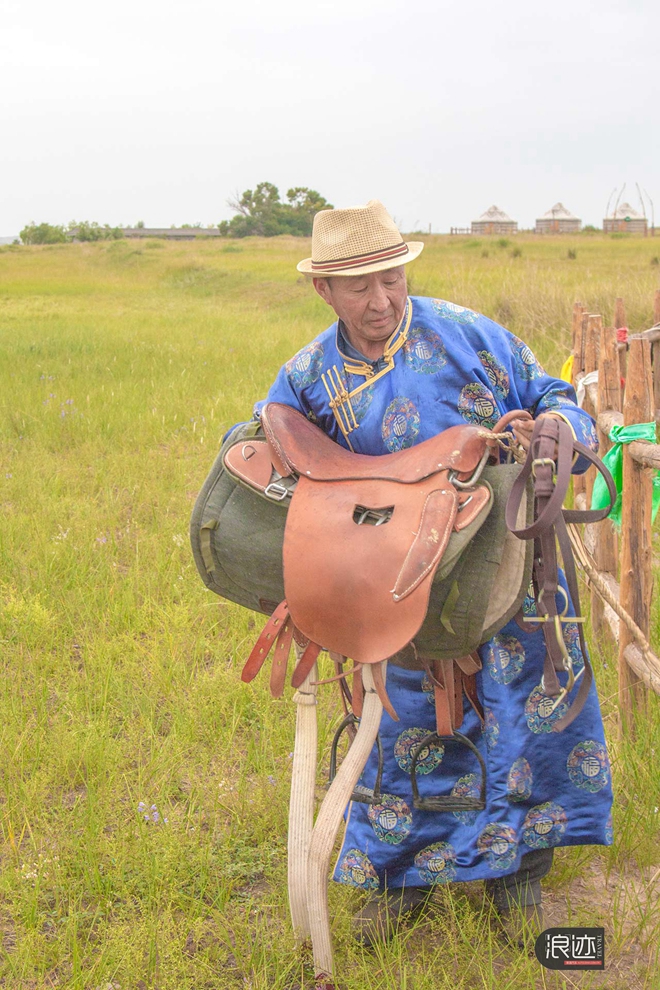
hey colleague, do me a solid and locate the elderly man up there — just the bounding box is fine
[253,201,612,944]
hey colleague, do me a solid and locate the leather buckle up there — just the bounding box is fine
[531,456,556,479]
[264,481,292,501]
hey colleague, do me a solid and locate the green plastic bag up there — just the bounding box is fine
[590,421,660,527]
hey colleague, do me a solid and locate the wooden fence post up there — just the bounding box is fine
[582,315,601,513]
[571,302,584,371]
[618,338,654,724]
[653,289,660,418]
[572,308,588,503]
[614,296,628,382]
[592,326,621,636]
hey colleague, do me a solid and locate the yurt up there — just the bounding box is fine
[471,205,518,236]
[603,203,647,235]
[535,203,581,234]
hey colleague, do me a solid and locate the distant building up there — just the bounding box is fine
[471,206,518,236]
[123,227,223,240]
[66,226,223,241]
[535,203,581,234]
[603,203,648,235]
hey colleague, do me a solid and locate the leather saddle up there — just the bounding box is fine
[224,403,523,708]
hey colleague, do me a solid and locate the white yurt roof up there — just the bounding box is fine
[538,202,580,221]
[608,201,645,220]
[474,205,515,223]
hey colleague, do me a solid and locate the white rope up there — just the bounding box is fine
[306,661,385,983]
[287,655,319,940]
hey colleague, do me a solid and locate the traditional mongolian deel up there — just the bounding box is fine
[250,296,612,888]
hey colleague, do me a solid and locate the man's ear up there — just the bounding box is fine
[312,277,333,307]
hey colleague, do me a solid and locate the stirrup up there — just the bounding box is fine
[328,713,384,805]
[410,730,486,812]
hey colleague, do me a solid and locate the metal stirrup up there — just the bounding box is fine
[328,713,384,805]
[410,730,486,812]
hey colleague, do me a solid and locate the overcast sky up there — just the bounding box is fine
[2,0,658,235]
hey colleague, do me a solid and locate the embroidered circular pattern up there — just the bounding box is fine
[525,683,568,733]
[381,397,421,452]
[507,757,533,803]
[521,590,537,618]
[477,350,510,399]
[432,299,478,324]
[584,418,599,451]
[522,801,567,848]
[483,709,499,749]
[566,740,610,792]
[285,340,324,388]
[403,326,447,374]
[563,622,584,673]
[421,673,435,705]
[336,849,380,889]
[367,793,413,845]
[394,727,444,775]
[485,633,526,684]
[345,372,376,424]
[415,842,457,883]
[509,335,545,381]
[458,382,499,428]
[477,823,518,870]
[451,772,482,825]
[541,389,574,411]
[605,811,614,845]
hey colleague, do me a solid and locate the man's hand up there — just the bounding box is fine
[510,412,564,454]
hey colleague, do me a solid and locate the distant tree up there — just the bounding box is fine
[20,222,67,245]
[70,221,124,242]
[219,182,332,237]
[136,220,145,228]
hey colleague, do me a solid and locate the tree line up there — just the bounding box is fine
[19,183,333,244]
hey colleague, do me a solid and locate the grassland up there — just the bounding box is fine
[0,233,659,989]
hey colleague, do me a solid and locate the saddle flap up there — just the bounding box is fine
[224,439,275,492]
[392,488,458,601]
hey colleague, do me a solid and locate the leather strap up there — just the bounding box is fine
[269,614,294,698]
[241,600,290,683]
[291,640,322,689]
[352,667,364,718]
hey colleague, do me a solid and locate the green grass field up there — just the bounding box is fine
[1,234,659,989]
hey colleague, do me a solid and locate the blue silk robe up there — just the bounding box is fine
[255,296,613,888]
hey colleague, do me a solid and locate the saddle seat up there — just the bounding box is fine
[262,401,490,484]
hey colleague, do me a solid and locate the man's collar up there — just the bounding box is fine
[336,298,412,375]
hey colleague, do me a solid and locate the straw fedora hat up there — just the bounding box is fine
[297,199,424,277]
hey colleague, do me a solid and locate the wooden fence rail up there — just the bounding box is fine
[570,290,660,725]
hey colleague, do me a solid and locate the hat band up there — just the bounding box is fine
[311,241,409,273]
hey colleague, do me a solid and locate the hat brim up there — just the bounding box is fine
[296,241,424,277]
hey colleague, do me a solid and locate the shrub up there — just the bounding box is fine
[567,249,577,260]
[511,247,522,258]
[496,238,510,248]
[70,221,124,242]
[20,223,67,245]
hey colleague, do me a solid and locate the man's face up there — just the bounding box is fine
[313,267,408,357]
